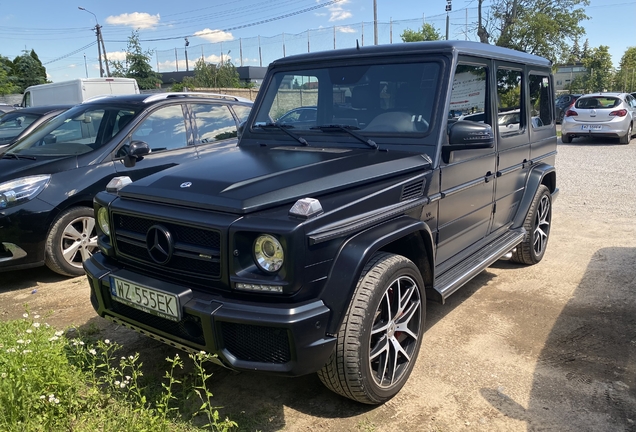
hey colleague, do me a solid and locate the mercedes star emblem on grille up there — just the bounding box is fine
[180,182,192,188]
[146,225,174,265]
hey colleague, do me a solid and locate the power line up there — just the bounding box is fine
[43,41,97,65]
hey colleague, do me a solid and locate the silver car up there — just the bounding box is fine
[561,93,636,144]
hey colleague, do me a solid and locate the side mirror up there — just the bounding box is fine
[445,120,494,151]
[237,120,247,140]
[123,140,150,168]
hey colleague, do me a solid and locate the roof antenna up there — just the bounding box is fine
[356,39,360,50]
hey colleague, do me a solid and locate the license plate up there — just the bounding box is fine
[581,124,602,131]
[110,277,181,321]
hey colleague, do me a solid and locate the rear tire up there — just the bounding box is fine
[45,207,97,277]
[561,133,572,143]
[510,185,552,265]
[619,123,632,144]
[318,252,425,404]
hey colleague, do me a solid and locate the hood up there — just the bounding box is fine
[119,146,432,214]
[0,155,78,183]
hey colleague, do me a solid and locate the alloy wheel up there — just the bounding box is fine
[533,195,551,257]
[369,275,422,389]
[60,216,98,268]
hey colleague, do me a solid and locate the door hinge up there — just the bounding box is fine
[493,202,497,214]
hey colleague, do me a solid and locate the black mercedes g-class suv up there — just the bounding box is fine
[85,41,558,404]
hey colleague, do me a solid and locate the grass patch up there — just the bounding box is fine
[0,312,236,431]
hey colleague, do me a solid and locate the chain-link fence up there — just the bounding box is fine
[154,11,480,72]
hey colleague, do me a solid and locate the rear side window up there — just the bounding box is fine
[529,74,552,128]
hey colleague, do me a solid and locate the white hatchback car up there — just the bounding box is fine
[561,93,636,144]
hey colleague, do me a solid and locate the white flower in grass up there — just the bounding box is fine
[54,330,63,337]
[6,348,16,353]
[119,382,126,388]
[25,340,31,344]
[22,350,32,354]
[125,375,131,380]
[121,356,126,360]
[1,373,6,378]
[39,395,45,399]
[34,315,40,319]
[200,350,206,355]
[78,341,85,346]
[89,348,97,355]
[115,380,120,385]
[49,336,59,342]
[129,355,133,360]
[32,322,40,328]
[26,329,32,334]
[104,339,110,344]
[54,398,59,404]
[16,339,24,344]
[23,313,28,318]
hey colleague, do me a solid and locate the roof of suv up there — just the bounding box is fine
[83,92,253,106]
[271,40,552,68]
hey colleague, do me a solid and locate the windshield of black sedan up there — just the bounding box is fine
[6,105,139,156]
[253,61,441,136]
[0,112,40,145]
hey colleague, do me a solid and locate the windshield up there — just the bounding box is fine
[252,61,441,138]
[7,104,140,157]
[0,112,41,145]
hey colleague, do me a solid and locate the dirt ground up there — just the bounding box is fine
[1,140,635,431]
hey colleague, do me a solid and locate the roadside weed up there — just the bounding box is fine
[0,313,236,431]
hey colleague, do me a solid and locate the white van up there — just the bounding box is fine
[21,78,140,107]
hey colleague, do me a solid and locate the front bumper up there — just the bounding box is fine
[0,198,54,271]
[84,252,336,376]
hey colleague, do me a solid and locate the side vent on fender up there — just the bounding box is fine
[400,180,424,201]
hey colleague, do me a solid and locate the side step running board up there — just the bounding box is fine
[433,228,525,303]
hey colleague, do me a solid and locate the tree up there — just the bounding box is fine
[109,31,162,90]
[11,50,47,92]
[615,47,636,92]
[568,45,613,93]
[400,23,442,42]
[182,57,242,89]
[480,0,589,64]
[0,55,17,95]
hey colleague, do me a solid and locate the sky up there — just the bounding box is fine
[1,0,634,84]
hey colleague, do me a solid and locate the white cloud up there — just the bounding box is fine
[193,29,234,43]
[106,12,160,30]
[337,26,356,33]
[68,64,77,68]
[328,0,352,22]
[106,51,127,62]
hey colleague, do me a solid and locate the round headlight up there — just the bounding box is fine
[97,207,110,236]
[253,234,284,273]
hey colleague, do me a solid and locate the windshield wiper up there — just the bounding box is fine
[310,124,378,149]
[2,153,37,160]
[255,122,309,146]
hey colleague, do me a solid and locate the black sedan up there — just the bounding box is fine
[0,105,72,150]
[0,92,252,276]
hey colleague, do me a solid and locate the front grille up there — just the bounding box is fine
[110,300,205,346]
[221,322,291,364]
[112,213,222,282]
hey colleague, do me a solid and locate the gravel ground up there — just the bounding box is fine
[556,137,636,217]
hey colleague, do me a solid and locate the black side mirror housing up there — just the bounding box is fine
[123,140,151,168]
[445,120,494,151]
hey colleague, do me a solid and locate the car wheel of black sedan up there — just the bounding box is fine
[45,207,98,277]
[318,252,425,404]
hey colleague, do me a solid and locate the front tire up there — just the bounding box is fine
[45,207,98,277]
[318,253,426,404]
[510,185,552,265]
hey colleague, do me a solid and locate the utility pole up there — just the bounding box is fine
[78,7,109,77]
[445,0,452,40]
[373,0,378,45]
[184,37,189,71]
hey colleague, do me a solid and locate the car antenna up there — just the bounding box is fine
[356,39,360,50]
